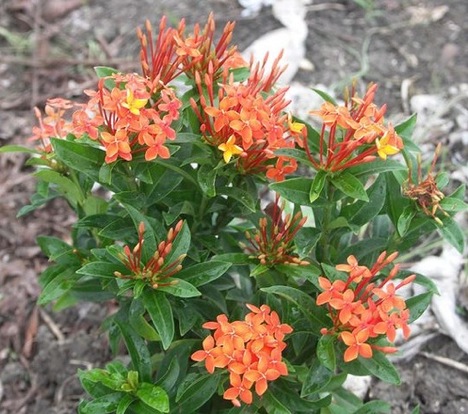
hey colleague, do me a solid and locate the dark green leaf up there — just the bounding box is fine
[317,335,336,371]
[270,178,314,205]
[436,215,465,253]
[79,392,122,414]
[353,400,391,414]
[158,279,201,298]
[301,358,333,397]
[141,289,174,350]
[331,172,368,201]
[77,261,127,279]
[218,186,257,212]
[174,373,220,413]
[312,88,337,105]
[115,312,152,382]
[310,170,327,203]
[164,221,191,265]
[347,159,406,178]
[406,291,433,323]
[116,394,135,414]
[261,285,329,328]
[197,164,217,197]
[359,352,400,385]
[176,261,231,287]
[51,138,105,182]
[397,206,416,237]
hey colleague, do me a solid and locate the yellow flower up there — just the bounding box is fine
[122,88,148,115]
[287,113,305,134]
[218,135,243,163]
[376,129,400,160]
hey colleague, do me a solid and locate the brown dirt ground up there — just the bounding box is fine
[1,0,467,413]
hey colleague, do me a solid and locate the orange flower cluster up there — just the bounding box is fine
[72,73,181,163]
[191,54,304,181]
[308,83,403,172]
[316,251,414,362]
[138,13,244,84]
[241,196,308,266]
[403,143,448,225]
[30,98,75,153]
[191,304,292,407]
[114,220,186,289]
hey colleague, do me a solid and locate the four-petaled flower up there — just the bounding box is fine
[191,304,292,407]
[218,135,243,163]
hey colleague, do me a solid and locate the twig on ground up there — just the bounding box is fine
[39,308,65,343]
[420,351,468,374]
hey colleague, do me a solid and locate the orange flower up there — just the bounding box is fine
[341,330,373,362]
[307,83,404,172]
[317,251,415,362]
[191,304,292,406]
[101,129,132,163]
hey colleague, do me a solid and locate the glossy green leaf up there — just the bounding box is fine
[270,177,314,205]
[436,215,465,253]
[157,279,201,298]
[115,312,152,382]
[164,221,191,265]
[34,170,83,206]
[406,291,433,323]
[141,289,174,350]
[218,186,257,212]
[116,394,135,414]
[174,373,220,413]
[331,172,368,201]
[136,383,169,412]
[38,266,76,305]
[301,358,333,397]
[176,261,231,287]
[317,334,336,372]
[353,400,391,414]
[261,285,329,328]
[359,352,400,385]
[78,393,122,414]
[312,88,338,105]
[51,138,105,182]
[310,170,327,203]
[77,261,128,279]
[197,163,217,197]
[397,205,416,237]
[347,159,406,177]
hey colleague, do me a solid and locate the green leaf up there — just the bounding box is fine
[406,291,433,323]
[359,351,400,385]
[51,138,105,181]
[274,148,316,167]
[310,170,327,203]
[141,289,174,350]
[394,114,417,142]
[175,261,231,287]
[158,279,201,298]
[114,311,152,382]
[36,236,78,264]
[218,186,257,212]
[261,285,329,328]
[331,172,369,201]
[197,164,217,197]
[397,206,416,237]
[270,178,314,205]
[77,261,128,279]
[116,394,135,414]
[212,253,256,265]
[34,170,83,206]
[436,215,465,253]
[353,400,391,414]
[155,357,180,395]
[79,393,123,414]
[94,66,119,78]
[294,227,321,257]
[262,391,293,414]
[301,358,333,397]
[0,144,38,154]
[174,373,220,413]
[312,88,337,105]
[342,174,386,227]
[317,335,336,371]
[347,159,406,177]
[38,266,76,305]
[440,195,468,212]
[129,300,160,341]
[136,383,169,413]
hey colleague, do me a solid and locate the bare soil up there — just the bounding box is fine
[1,0,467,413]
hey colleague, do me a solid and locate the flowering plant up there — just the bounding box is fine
[2,13,466,414]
